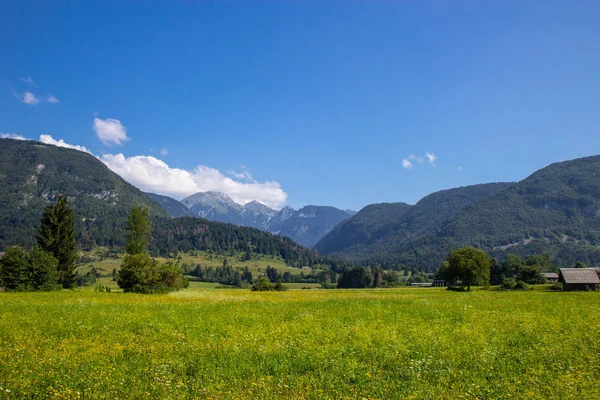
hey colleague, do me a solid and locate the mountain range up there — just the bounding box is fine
[315,156,600,270]
[153,190,356,248]
[3,137,600,272]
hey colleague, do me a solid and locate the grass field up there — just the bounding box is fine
[1,288,599,399]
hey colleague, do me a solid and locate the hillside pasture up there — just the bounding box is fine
[76,250,314,280]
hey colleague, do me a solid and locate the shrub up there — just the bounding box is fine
[27,245,61,291]
[501,277,530,291]
[320,282,337,289]
[251,277,274,291]
[548,283,563,291]
[0,246,60,292]
[118,254,188,294]
[94,284,111,293]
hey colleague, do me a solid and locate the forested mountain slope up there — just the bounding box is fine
[148,216,341,269]
[145,192,193,217]
[425,155,600,267]
[317,156,600,270]
[0,139,347,271]
[315,183,512,262]
[314,202,413,255]
[0,139,167,250]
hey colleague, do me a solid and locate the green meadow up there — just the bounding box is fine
[1,287,599,399]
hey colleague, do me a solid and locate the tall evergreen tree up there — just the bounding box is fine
[125,205,151,255]
[37,196,77,289]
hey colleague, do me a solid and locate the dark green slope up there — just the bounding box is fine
[149,217,332,268]
[314,202,413,254]
[426,155,600,266]
[314,183,514,267]
[318,155,600,270]
[0,139,168,250]
[145,192,193,217]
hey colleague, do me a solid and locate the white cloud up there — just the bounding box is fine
[229,170,253,181]
[160,148,168,156]
[228,166,253,181]
[3,131,288,208]
[93,118,129,145]
[1,133,28,140]
[409,154,424,164]
[100,154,287,209]
[39,134,91,154]
[46,94,60,103]
[16,90,40,105]
[403,152,438,170]
[19,77,35,85]
[426,152,437,166]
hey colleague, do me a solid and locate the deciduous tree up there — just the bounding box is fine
[445,247,491,291]
[0,247,29,290]
[337,267,373,289]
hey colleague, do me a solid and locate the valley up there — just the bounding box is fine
[3,4,599,399]
[3,138,600,274]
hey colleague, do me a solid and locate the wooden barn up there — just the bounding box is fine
[542,272,559,283]
[558,268,600,291]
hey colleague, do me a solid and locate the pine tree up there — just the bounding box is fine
[37,196,77,289]
[125,205,151,255]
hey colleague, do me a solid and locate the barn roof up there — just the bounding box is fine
[542,272,559,279]
[559,268,600,284]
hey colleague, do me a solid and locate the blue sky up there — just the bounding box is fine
[1,1,599,210]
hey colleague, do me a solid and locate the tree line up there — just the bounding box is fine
[0,197,78,291]
[0,198,189,294]
[333,246,568,290]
